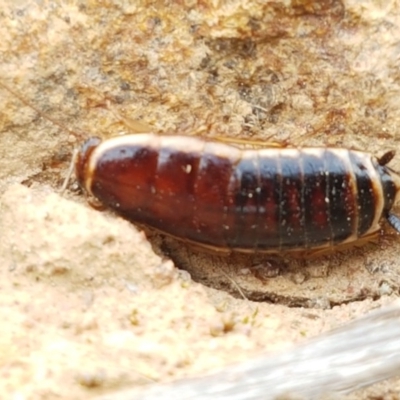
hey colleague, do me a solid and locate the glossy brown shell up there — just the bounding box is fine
[75,134,400,254]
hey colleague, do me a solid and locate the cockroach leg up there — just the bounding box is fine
[85,195,107,210]
[106,103,154,133]
[213,135,285,148]
[250,260,282,280]
[378,150,396,166]
[287,128,320,147]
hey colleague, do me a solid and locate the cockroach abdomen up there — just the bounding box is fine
[76,134,400,255]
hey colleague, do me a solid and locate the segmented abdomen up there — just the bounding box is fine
[84,134,397,253]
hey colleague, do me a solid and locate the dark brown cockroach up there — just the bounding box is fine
[75,134,400,255]
[1,80,400,255]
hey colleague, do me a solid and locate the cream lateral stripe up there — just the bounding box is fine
[203,139,243,160]
[160,135,213,154]
[93,133,209,155]
[296,147,324,158]
[362,155,384,236]
[84,150,97,196]
[157,135,207,176]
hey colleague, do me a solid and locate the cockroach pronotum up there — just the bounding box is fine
[75,133,400,255]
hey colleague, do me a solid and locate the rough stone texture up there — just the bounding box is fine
[1,1,400,398]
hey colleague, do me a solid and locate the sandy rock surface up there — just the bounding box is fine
[1,1,400,399]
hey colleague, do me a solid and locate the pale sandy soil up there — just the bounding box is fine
[1,1,400,399]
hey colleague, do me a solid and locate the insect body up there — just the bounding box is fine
[75,134,400,254]
[2,79,399,255]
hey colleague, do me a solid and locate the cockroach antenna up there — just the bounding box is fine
[60,148,79,195]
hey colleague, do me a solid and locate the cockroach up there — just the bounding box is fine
[75,133,400,255]
[2,80,400,255]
